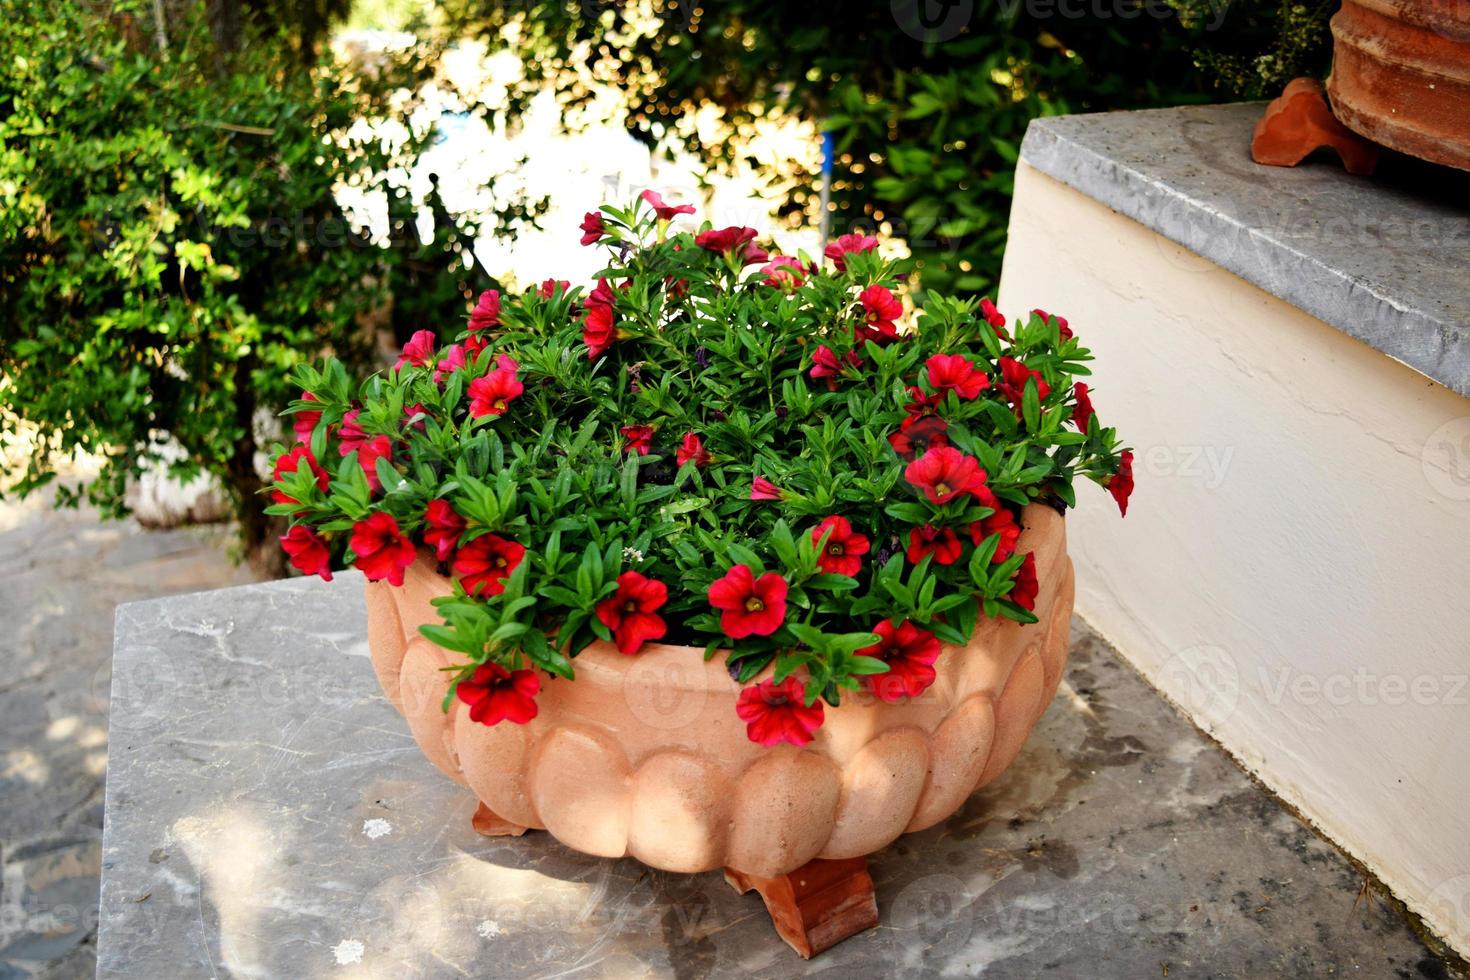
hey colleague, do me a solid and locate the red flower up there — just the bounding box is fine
[676,431,711,468]
[858,284,902,343]
[620,424,654,456]
[740,240,770,266]
[889,415,949,460]
[579,211,605,246]
[735,676,824,747]
[464,333,488,359]
[1032,308,1073,339]
[468,289,501,331]
[456,663,540,726]
[350,512,416,587]
[926,353,989,400]
[539,278,570,298]
[468,359,524,417]
[423,499,466,563]
[402,403,429,432]
[293,392,321,444]
[906,524,963,565]
[337,409,367,455]
[707,565,788,638]
[453,533,526,598]
[1010,552,1040,611]
[997,356,1051,411]
[695,225,758,256]
[904,446,990,505]
[583,303,616,359]
[809,345,862,382]
[750,476,782,501]
[1072,382,1095,431]
[640,189,696,220]
[824,232,878,272]
[859,619,941,703]
[969,506,1021,564]
[980,297,1006,331]
[271,444,329,504]
[903,386,944,423]
[761,256,807,289]
[394,330,437,371]
[595,571,668,654]
[280,525,332,581]
[1108,450,1134,517]
[811,516,870,577]
[434,343,466,383]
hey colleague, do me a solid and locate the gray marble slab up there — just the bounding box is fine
[1020,104,1470,395]
[97,574,1448,978]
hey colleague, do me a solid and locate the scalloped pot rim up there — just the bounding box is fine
[363,503,1076,877]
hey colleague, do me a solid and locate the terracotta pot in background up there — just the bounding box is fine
[363,503,1074,879]
[1328,0,1470,171]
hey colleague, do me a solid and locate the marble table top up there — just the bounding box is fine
[97,573,1442,977]
[1021,104,1470,395]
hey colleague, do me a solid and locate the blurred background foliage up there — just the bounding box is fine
[0,0,1333,564]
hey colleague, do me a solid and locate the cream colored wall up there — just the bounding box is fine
[998,161,1470,956]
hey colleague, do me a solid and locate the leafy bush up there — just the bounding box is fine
[0,0,433,564]
[268,193,1133,745]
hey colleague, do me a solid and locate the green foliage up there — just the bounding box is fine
[0,0,434,560]
[270,195,1131,722]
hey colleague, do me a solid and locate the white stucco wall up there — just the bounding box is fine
[998,161,1470,956]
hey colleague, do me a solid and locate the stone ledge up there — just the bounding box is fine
[1019,103,1470,396]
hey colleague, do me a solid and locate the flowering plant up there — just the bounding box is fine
[267,192,1133,747]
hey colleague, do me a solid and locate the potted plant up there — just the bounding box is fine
[266,192,1133,957]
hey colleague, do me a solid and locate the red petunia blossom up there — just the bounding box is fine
[859,619,941,703]
[595,571,669,655]
[539,278,570,298]
[1108,450,1134,517]
[293,392,321,444]
[464,333,488,359]
[906,524,963,565]
[761,256,807,290]
[434,343,466,383]
[824,232,878,272]
[1072,382,1095,431]
[350,512,416,587]
[997,356,1052,411]
[1010,552,1040,611]
[620,424,654,456]
[735,676,824,746]
[583,303,616,359]
[676,431,711,468]
[585,276,618,311]
[468,359,524,418]
[579,211,605,246]
[811,515,870,577]
[980,297,1006,331]
[640,189,696,220]
[904,445,990,505]
[926,353,990,400]
[469,289,501,332]
[695,225,758,256]
[889,415,949,460]
[809,345,862,384]
[740,240,770,266]
[903,386,944,423]
[402,403,429,432]
[457,662,540,726]
[969,506,1021,564]
[858,284,902,343]
[337,408,367,456]
[394,330,437,371]
[453,533,526,598]
[750,476,782,501]
[357,434,394,492]
[1032,308,1073,340]
[707,564,788,639]
[423,499,466,563]
[272,444,329,504]
[280,524,332,581]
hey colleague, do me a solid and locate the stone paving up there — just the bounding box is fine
[0,492,259,979]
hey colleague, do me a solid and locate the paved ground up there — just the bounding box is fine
[0,493,259,979]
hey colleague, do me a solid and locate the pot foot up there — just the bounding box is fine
[724,856,878,959]
[1251,77,1379,175]
[471,802,530,837]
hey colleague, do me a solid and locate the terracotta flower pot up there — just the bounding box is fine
[363,503,1074,879]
